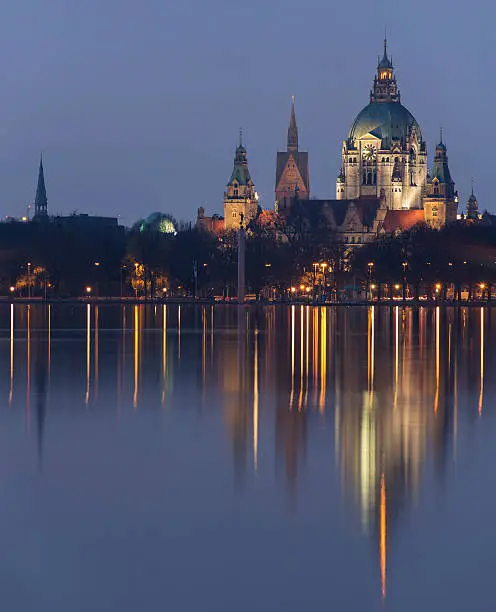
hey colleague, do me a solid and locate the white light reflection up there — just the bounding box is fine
[9,304,13,405]
[253,327,259,472]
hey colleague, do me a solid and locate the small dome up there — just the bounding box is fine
[348,102,421,144]
[140,212,177,234]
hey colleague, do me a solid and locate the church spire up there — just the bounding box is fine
[287,96,298,152]
[34,154,48,217]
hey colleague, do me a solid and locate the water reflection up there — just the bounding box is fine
[0,303,494,605]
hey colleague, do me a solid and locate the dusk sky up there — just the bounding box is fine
[1,0,492,225]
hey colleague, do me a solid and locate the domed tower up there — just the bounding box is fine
[224,133,258,230]
[339,38,427,209]
[423,134,458,228]
[467,185,479,221]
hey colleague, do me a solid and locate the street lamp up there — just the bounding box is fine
[480,282,486,301]
[134,262,139,300]
[367,261,374,301]
[9,286,15,295]
[86,286,92,294]
[27,262,31,299]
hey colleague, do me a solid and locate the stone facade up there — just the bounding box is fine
[223,139,258,231]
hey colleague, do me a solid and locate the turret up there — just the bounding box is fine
[370,37,400,104]
[336,167,346,199]
[467,184,479,220]
[423,133,458,227]
[391,157,403,209]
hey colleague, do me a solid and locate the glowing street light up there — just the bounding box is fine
[9,286,15,293]
[86,286,92,294]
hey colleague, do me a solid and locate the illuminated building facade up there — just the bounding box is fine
[338,39,428,211]
[279,39,461,239]
[223,136,258,231]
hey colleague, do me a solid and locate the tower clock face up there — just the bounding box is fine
[362,145,377,161]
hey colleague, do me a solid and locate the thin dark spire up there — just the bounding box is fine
[440,125,443,144]
[287,96,298,152]
[471,177,475,197]
[34,154,48,217]
[239,128,243,147]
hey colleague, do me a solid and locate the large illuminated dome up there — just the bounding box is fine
[337,40,428,211]
[348,101,422,144]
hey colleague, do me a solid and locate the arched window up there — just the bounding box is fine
[351,236,355,244]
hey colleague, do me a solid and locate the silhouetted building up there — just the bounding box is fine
[34,155,48,218]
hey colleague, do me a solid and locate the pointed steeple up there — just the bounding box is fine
[287,96,298,152]
[34,154,48,217]
[378,34,393,71]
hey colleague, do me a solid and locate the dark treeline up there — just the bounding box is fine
[1,212,496,299]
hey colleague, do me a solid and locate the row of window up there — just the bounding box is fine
[362,171,377,185]
[344,236,362,244]
[347,157,425,164]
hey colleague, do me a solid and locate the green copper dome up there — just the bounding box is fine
[348,102,422,145]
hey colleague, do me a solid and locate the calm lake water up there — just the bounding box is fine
[1,303,495,611]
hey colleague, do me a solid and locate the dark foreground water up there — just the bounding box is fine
[0,303,495,611]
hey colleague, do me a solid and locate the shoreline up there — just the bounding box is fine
[1,297,494,307]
